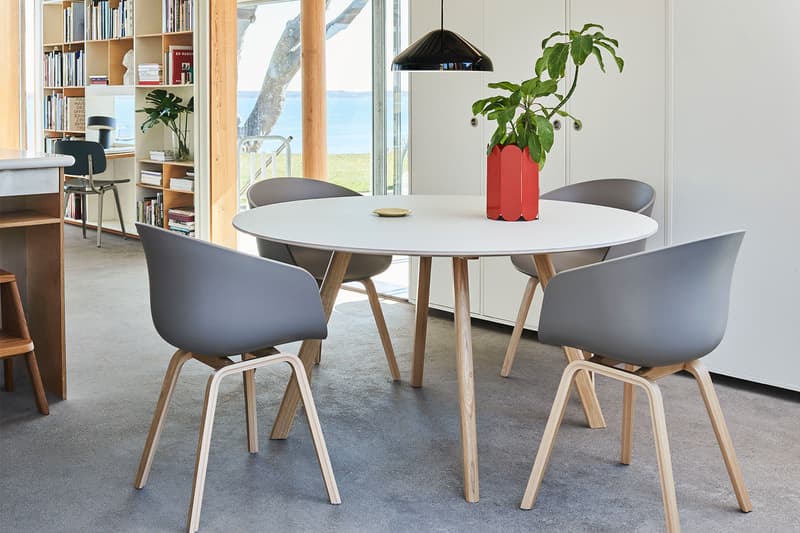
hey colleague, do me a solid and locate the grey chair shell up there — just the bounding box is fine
[247,177,391,282]
[54,139,130,247]
[511,178,656,276]
[134,223,339,532]
[501,178,656,377]
[521,232,751,531]
[538,231,744,367]
[246,177,401,380]
[137,223,327,356]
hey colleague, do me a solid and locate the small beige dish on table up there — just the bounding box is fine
[372,207,411,217]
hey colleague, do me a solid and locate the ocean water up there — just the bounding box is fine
[237,91,407,154]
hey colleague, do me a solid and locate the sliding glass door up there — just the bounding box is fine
[236,0,408,204]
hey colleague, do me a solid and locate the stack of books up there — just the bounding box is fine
[44,92,65,130]
[44,49,85,87]
[137,193,164,227]
[64,192,83,220]
[163,0,194,33]
[169,169,194,192]
[138,64,162,85]
[63,1,85,42]
[168,207,195,237]
[89,75,109,85]
[149,150,176,161]
[140,169,163,186]
[88,0,132,40]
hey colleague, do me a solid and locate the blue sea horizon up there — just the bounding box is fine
[237,90,408,154]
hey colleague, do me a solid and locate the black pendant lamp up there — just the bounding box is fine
[391,0,493,72]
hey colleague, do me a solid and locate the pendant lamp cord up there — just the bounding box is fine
[440,0,444,31]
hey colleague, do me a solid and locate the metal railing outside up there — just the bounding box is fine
[237,135,293,211]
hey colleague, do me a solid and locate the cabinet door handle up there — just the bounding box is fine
[573,121,582,131]
[470,117,479,127]
[552,119,562,130]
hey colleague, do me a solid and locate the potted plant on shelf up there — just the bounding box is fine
[472,23,624,220]
[137,89,194,161]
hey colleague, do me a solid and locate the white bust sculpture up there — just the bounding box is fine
[122,49,134,86]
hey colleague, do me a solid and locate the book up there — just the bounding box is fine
[169,176,194,192]
[167,45,193,85]
[65,97,85,131]
[149,150,176,161]
[140,170,163,186]
[138,63,163,84]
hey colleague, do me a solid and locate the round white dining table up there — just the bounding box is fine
[233,194,658,503]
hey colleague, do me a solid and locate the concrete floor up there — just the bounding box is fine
[0,227,798,532]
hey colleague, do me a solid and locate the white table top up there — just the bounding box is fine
[233,195,658,257]
[0,149,74,170]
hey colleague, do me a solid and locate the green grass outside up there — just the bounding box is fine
[239,152,406,196]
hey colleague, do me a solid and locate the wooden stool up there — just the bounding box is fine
[0,270,49,415]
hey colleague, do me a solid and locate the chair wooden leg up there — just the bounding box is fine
[684,360,752,512]
[532,254,606,429]
[24,352,49,415]
[271,251,351,439]
[287,355,341,504]
[520,362,579,509]
[243,354,258,454]
[642,380,681,533]
[135,349,194,489]
[186,372,224,533]
[362,278,400,381]
[501,277,538,377]
[3,358,13,392]
[621,363,637,465]
[411,256,432,388]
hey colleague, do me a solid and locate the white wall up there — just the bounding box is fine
[672,0,800,390]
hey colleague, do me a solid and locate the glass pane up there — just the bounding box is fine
[325,0,373,194]
[237,0,302,216]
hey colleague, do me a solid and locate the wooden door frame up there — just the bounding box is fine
[209,0,328,247]
[0,0,22,150]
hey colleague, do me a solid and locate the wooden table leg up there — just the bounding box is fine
[452,257,480,502]
[411,256,432,388]
[270,251,352,439]
[532,254,606,429]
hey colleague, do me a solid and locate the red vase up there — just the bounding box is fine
[486,145,540,221]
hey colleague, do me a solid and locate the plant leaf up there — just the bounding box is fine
[487,81,521,92]
[591,46,606,72]
[547,43,569,79]
[534,115,554,152]
[570,34,594,65]
[580,23,604,34]
[541,30,567,49]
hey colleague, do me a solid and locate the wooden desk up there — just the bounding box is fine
[0,149,73,399]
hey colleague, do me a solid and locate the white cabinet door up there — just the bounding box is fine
[480,0,567,325]
[568,0,667,247]
[672,1,800,391]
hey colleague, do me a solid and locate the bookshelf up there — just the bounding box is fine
[41,0,196,239]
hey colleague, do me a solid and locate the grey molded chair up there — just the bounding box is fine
[501,178,656,376]
[520,232,752,532]
[247,177,400,380]
[53,140,130,247]
[132,224,340,533]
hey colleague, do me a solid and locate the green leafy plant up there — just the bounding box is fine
[137,89,194,160]
[471,23,623,167]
